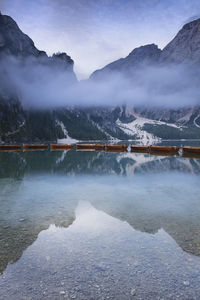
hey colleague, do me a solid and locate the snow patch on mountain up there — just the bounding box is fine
[177,109,194,124]
[116,116,185,143]
[4,120,25,137]
[56,120,78,144]
[194,114,200,128]
[116,118,159,144]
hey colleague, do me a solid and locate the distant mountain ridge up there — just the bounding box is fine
[90,44,162,79]
[0,12,200,142]
[91,17,200,79]
[89,18,200,141]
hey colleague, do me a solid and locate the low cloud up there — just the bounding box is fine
[0,55,200,109]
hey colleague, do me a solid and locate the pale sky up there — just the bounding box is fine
[1,0,200,79]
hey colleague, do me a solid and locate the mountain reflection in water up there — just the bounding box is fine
[1,201,200,299]
[0,148,200,299]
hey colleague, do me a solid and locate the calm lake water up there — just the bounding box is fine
[0,141,200,299]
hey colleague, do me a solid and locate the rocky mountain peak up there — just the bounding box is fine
[91,17,200,79]
[52,52,74,66]
[161,18,200,63]
[0,13,77,81]
[127,43,161,63]
[49,52,76,79]
[90,44,161,80]
[182,18,200,31]
[0,13,43,57]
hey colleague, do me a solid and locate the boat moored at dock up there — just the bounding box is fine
[23,144,48,151]
[76,144,96,150]
[182,146,200,155]
[131,145,150,153]
[0,143,199,157]
[94,144,106,151]
[182,152,200,159]
[105,144,128,152]
[50,144,73,150]
[149,145,179,154]
[0,145,21,151]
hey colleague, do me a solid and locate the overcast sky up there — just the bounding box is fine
[1,0,200,79]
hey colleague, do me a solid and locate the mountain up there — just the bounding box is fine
[91,18,200,77]
[0,12,200,143]
[89,18,200,141]
[0,12,90,142]
[91,44,161,80]
[0,12,43,57]
[0,12,74,67]
[161,18,200,63]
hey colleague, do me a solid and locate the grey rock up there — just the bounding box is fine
[91,44,161,80]
[161,18,200,63]
[91,18,200,79]
[0,13,76,79]
[0,13,43,57]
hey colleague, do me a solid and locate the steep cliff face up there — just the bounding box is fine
[161,18,200,63]
[0,12,80,143]
[0,12,45,57]
[0,12,76,77]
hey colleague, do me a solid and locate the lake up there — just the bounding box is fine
[0,141,200,299]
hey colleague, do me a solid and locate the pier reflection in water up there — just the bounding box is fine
[0,146,200,299]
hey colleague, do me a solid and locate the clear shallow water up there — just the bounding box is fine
[0,142,200,299]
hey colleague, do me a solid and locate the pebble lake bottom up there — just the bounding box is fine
[0,141,200,299]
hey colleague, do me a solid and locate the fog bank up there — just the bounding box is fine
[0,55,200,109]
